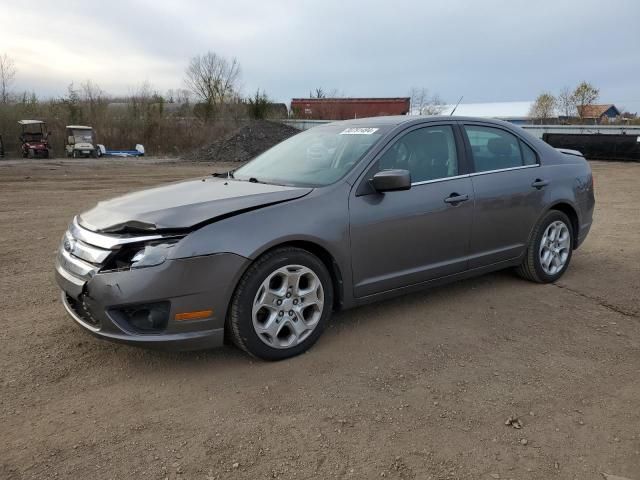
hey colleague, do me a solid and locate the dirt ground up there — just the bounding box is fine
[0,158,639,480]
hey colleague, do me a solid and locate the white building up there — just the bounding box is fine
[443,101,534,124]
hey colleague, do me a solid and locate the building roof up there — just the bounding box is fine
[17,120,45,125]
[291,97,410,104]
[444,101,534,119]
[577,104,620,118]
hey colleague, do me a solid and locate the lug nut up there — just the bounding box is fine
[286,293,291,298]
[276,299,282,306]
[278,311,284,316]
[288,310,294,316]
[293,299,298,305]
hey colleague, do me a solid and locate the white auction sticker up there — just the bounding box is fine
[339,128,379,135]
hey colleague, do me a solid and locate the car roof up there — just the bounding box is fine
[327,115,517,128]
[18,120,45,125]
[66,125,93,129]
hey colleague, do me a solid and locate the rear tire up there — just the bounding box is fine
[228,247,333,360]
[516,210,573,283]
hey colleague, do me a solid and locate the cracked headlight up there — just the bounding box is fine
[130,240,180,269]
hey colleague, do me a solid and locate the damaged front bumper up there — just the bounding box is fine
[55,218,250,350]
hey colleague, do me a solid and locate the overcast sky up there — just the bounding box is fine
[2,0,640,111]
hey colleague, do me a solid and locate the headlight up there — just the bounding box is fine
[130,240,180,269]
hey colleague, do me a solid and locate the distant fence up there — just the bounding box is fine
[543,133,640,161]
[521,124,640,140]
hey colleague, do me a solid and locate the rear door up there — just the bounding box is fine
[461,123,547,268]
[349,123,474,297]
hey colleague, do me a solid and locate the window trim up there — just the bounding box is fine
[411,173,470,187]
[460,122,541,174]
[468,163,539,177]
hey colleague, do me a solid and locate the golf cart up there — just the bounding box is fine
[19,120,52,158]
[65,125,98,158]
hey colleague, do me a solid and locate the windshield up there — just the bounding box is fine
[233,125,387,187]
[72,129,93,142]
[22,124,45,140]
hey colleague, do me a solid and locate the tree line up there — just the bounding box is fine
[0,51,282,156]
[529,81,637,124]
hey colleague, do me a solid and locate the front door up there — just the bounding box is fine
[349,124,474,298]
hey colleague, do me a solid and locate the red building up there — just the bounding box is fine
[290,97,410,120]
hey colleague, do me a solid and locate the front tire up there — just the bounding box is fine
[516,210,573,283]
[228,247,333,360]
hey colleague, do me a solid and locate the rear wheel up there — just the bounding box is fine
[516,210,573,283]
[228,247,333,360]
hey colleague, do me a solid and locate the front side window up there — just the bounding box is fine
[376,125,458,183]
[464,125,534,172]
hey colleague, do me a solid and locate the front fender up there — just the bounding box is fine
[170,184,351,268]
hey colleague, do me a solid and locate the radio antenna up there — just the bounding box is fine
[450,96,463,116]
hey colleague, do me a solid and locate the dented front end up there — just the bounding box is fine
[55,217,250,350]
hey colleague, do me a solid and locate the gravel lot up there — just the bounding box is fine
[1,158,639,480]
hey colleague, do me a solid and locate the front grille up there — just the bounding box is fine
[65,294,100,327]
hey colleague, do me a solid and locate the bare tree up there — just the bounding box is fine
[184,52,240,120]
[409,87,446,115]
[529,92,557,123]
[557,86,575,118]
[572,81,599,119]
[310,87,325,99]
[80,80,108,127]
[0,53,17,103]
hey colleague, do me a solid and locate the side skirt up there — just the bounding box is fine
[349,257,522,308]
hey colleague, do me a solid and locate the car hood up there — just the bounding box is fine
[79,177,313,233]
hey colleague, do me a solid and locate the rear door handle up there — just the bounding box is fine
[444,193,469,205]
[531,179,549,189]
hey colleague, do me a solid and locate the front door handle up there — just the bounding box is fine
[531,178,549,189]
[444,193,469,205]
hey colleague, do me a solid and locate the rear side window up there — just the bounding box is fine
[464,125,534,172]
[521,140,538,166]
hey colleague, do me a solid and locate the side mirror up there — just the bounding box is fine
[68,136,75,145]
[371,169,411,192]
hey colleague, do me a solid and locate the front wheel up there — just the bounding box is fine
[228,247,333,360]
[516,210,573,283]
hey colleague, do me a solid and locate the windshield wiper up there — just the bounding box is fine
[212,170,235,178]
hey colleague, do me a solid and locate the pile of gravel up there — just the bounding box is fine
[187,120,300,162]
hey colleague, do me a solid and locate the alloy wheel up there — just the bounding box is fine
[538,220,571,275]
[252,264,324,349]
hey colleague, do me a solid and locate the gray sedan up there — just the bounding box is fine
[55,116,595,360]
